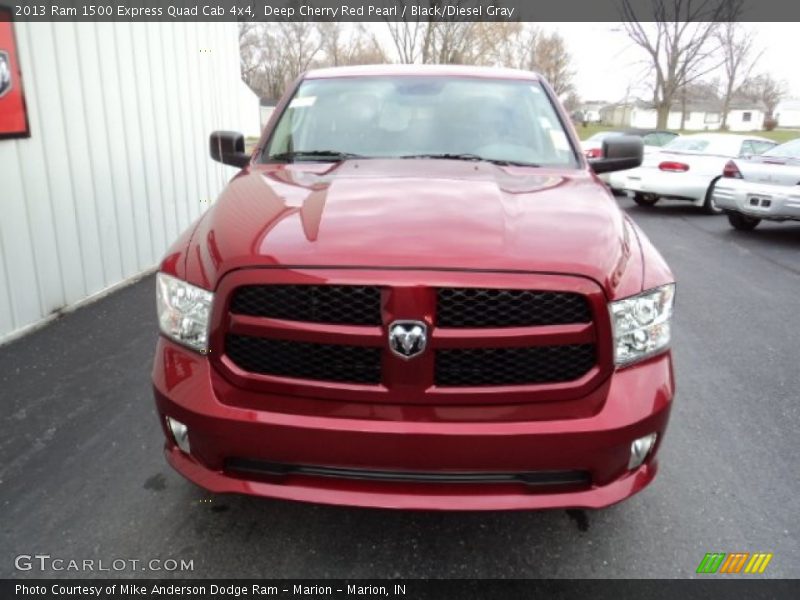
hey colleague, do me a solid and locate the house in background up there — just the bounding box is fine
[600,97,766,132]
[775,99,800,128]
[577,101,607,124]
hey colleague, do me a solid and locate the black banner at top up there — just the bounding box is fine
[7,0,800,22]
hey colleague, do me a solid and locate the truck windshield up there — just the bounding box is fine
[262,76,577,168]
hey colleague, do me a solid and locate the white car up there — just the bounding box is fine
[620,133,777,213]
[713,137,800,230]
[581,129,678,191]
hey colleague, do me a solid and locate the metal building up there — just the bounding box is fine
[0,22,260,343]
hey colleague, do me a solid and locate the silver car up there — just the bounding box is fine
[621,133,776,214]
[713,137,800,230]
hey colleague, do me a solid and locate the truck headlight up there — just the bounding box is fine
[610,284,675,366]
[156,272,213,353]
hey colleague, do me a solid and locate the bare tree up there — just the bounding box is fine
[238,22,323,101]
[481,22,537,69]
[384,0,489,64]
[619,0,743,128]
[239,23,264,92]
[741,73,788,119]
[563,90,582,113]
[531,31,575,97]
[317,23,387,66]
[384,1,437,65]
[717,22,762,129]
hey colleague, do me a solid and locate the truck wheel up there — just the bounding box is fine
[702,179,723,215]
[633,193,659,207]
[727,212,761,231]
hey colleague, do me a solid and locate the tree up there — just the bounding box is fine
[238,22,323,100]
[531,31,575,97]
[717,22,762,129]
[740,73,787,119]
[317,23,387,67]
[383,1,503,65]
[619,0,743,128]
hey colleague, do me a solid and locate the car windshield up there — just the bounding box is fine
[663,137,712,153]
[263,76,577,167]
[762,138,800,159]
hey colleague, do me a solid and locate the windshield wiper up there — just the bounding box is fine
[269,150,365,162]
[398,153,540,167]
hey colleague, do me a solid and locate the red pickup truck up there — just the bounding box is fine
[153,65,675,510]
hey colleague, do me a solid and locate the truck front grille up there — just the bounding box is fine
[216,275,607,398]
[226,335,382,384]
[437,288,591,327]
[435,344,596,386]
[230,284,381,325]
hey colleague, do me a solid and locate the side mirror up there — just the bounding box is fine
[589,136,644,174]
[209,131,250,168]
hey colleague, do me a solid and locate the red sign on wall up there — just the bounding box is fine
[0,7,30,139]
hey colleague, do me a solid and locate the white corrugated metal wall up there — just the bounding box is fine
[0,22,260,343]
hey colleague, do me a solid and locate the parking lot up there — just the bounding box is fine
[1,194,798,579]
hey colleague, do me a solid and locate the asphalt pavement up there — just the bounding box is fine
[1,194,798,579]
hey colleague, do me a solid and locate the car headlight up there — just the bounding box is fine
[609,284,675,366]
[156,272,213,353]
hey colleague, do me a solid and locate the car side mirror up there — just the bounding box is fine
[209,131,250,168]
[589,136,644,174]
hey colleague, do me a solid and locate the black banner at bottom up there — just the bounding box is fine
[2,579,799,600]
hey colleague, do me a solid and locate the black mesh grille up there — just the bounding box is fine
[226,335,381,384]
[437,288,591,328]
[230,285,381,325]
[435,344,595,386]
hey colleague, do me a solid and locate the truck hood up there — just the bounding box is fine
[187,160,634,295]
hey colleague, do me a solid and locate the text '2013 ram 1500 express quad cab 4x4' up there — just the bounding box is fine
[153,65,675,510]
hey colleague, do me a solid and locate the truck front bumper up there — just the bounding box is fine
[153,338,674,511]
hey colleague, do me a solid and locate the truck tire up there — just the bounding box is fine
[702,178,723,215]
[727,212,761,231]
[633,193,659,207]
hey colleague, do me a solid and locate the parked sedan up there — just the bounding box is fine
[621,133,776,213]
[713,137,800,230]
[581,129,677,159]
[582,130,678,192]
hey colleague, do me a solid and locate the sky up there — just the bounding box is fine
[541,22,799,102]
[369,22,799,104]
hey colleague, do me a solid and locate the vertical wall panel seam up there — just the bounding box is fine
[72,21,109,287]
[0,227,18,330]
[126,23,156,266]
[208,23,224,193]
[13,141,46,318]
[109,22,143,270]
[92,22,126,281]
[156,25,181,239]
[19,21,68,306]
[21,23,69,308]
[170,24,190,230]
[182,24,200,221]
[44,21,86,298]
[192,25,214,205]
[142,24,169,258]
[182,23,203,222]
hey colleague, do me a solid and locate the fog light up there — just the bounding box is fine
[628,433,657,469]
[166,417,191,454]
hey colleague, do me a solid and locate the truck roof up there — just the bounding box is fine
[304,63,542,81]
